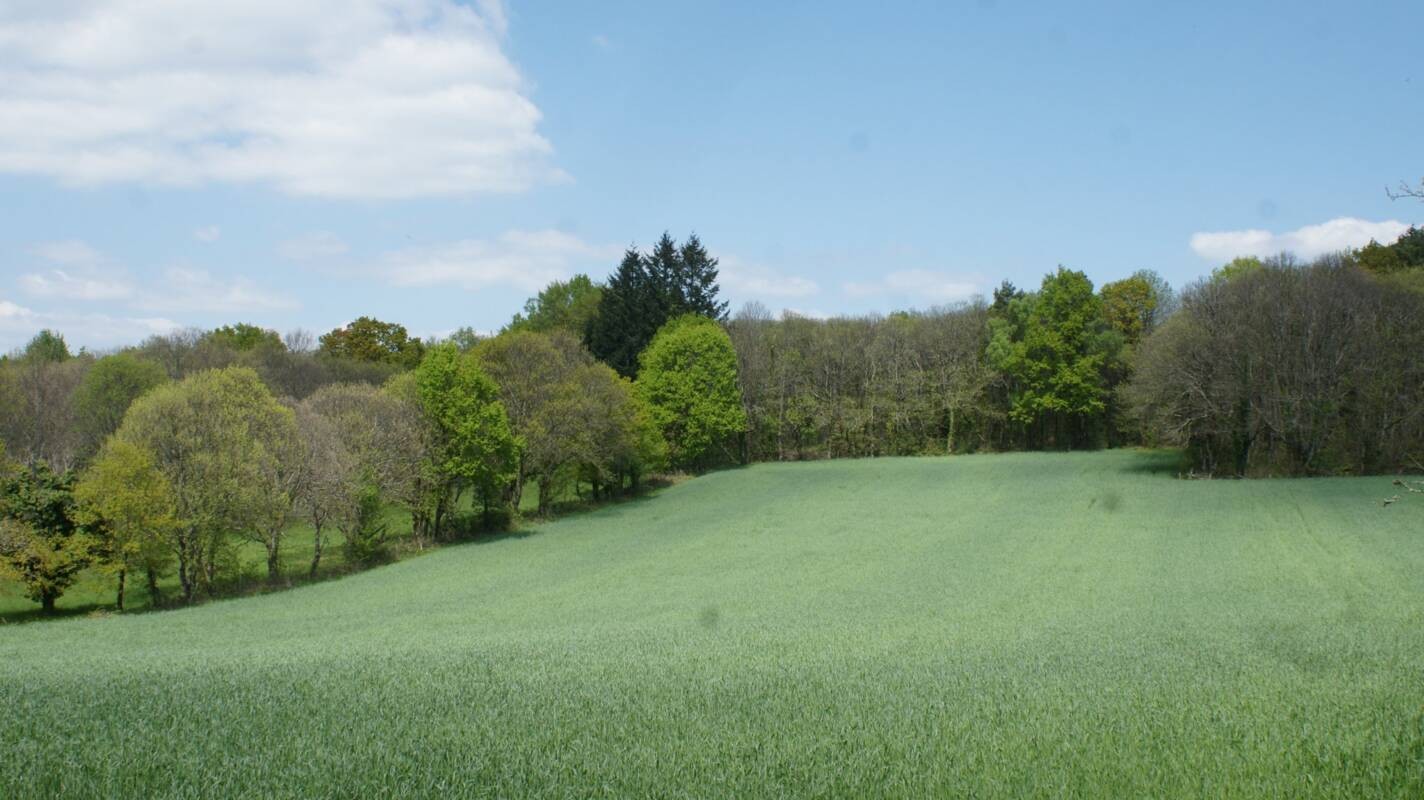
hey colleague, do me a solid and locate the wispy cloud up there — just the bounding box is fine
[0,1,562,198]
[0,295,177,353]
[135,267,299,314]
[278,231,350,261]
[843,269,980,303]
[193,226,222,243]
[19,241,134,300]
[378,230,620,292]
[1189,217,1412,262]
[719,256,819,299]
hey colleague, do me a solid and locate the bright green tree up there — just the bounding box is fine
[74,440,177,610]
[1212,256,1264,283]
[988,268,1109,447]
[505,274,604,336]
[636,315,747,469]
[414,344,518,530]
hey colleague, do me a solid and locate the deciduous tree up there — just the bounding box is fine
[74,440,177,609]
[637,315,747,469]
[0,461,89,613]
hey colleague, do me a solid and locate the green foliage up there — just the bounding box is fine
[636,315,746,468]
[72,352,168,454]
[0,463,89,612]
[587,233,727,377]
[505,274,604,335]
[21,329,71,363]
[440,326,483,353]
[1099,274,1157,344]
[319,317,426,368]
[988,268,1109,445]
[1355,239,1406,275]
[414,344,518,526]
[1211,255,1264,283]
[112,367,298,600]
[203,323,284,353]
[2,452,1424,797]
[73,441,177,608]
[1356,226,1424,279]
[342,483,391,565]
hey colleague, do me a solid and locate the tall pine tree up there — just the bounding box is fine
[586,233,727,377]
[586,248,661,377]
[679,234,728,319]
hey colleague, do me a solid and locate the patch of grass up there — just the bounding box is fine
[3,450,1423,797]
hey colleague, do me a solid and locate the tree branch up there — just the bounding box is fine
[1386,178,1424,201]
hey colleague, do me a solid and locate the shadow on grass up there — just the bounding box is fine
[1116,449,1188,477]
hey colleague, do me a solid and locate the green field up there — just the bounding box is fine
[3,450,1422,797]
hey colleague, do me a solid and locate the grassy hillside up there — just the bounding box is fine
[3,450,1422,798]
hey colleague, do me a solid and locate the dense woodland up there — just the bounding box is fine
[2,228,1422,614]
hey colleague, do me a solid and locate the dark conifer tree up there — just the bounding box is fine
[586,233,728,376]
[586,247,660,377]
[679,233,728,320]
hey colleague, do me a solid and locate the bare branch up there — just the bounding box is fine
[1386,178,1424,201]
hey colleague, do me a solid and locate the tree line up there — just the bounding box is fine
[3,227,1422,614]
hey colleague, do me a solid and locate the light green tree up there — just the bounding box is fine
[74,440,178,609]
[636,315,747,469]
[505,274,604,336]
[113,367,297,599]
[1212,256,1264,283]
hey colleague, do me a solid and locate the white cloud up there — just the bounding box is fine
[278,231,350,261]
[843,269,980,303]
[0,1,562,198]
[19,269,133,301]
[380,230,620,292]
[16,240,293,313]
[135,267,298,313]
[193,225,221,243]
[0,295,177,353]
[19,241,134,300]
[718,256,819,299]
[1189,217,1412,262]
[781,307,831,320]
[591,34,613,50]
[29,240,106,269]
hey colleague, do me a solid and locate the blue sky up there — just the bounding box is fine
[1,0,1420,352]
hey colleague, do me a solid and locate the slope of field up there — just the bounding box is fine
[3,451,1422,798]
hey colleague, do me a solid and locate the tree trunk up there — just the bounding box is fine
[265,537,281,583]
[41,591,56,614]
[146,566,162,607]
[947,404,956,454]
[115,568,126,611]
[538,475,553,515]
[309,524,324,578]
[177,535,194,603]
